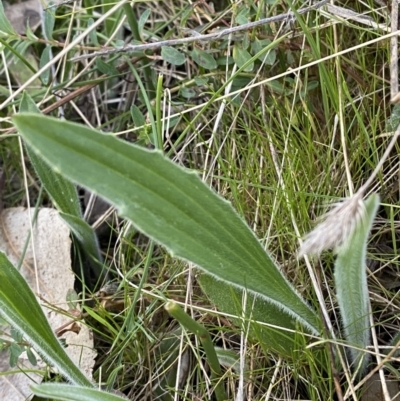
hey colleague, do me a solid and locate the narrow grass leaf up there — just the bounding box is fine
[0,252,93,386]
[334,193,380,374]
[31,383,127,401]
[161,46,186,66]
[13,113,321,334]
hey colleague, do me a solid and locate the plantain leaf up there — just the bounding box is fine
[13,113,321,334]
[0,252,93,386]
[59,212,102,269]
[20,92,81,215]
[334,193,380,374]
[199,274,298,356]
[20,93,104,281]
[31,383,127,401]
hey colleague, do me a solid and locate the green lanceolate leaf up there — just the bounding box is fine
[13,113,321,334]
[20,92,80,215]
[59,212,103,270]
[39,45,52,85]
[0,0,16,36]
[130,104,145,127]
[0,252,93,386]
[334,193,380,374]
[28,148,82,215]
[138,9,151,37]
[31,383,128,401]
[199,274,298,356]
[20,93,104,280]
[44,3,55,40]
[87,18,99,46]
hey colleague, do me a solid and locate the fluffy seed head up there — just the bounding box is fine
[298,193,366,257]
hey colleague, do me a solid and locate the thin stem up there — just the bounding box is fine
[123,3,155,95]
[165,302,227,401]
[390,0,398,99]
[358,123,400,196]
[155,74,164,151]
[72,0,329,60]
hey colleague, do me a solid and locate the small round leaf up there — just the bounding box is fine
[161,46,186,66]
[190,48,217,70]
[233,44,254,72]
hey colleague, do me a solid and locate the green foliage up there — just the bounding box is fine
[130,104,145,127]
[0,0,394,398]
[138,9,151,37]
[0,252,93,386]
[199,274,299,357]
[95,58,120,76]
[165,301,226,401]
[0,0,15,36]
[190,48,217,70]
[39,45,52,85]
[161,46,186,66]
[43,4,55,40]
[59,212,103,276]
[251,38,276,64]
[233,44,254,72]
[334,194,380,375]
[13,113,321,336]
[19,92,104,282]
[386,104,400,132]
[31,383,128,401]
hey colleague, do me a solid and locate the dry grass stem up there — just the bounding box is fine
[72,0,329,60]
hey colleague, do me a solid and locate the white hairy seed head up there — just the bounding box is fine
[298,193,366,257]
